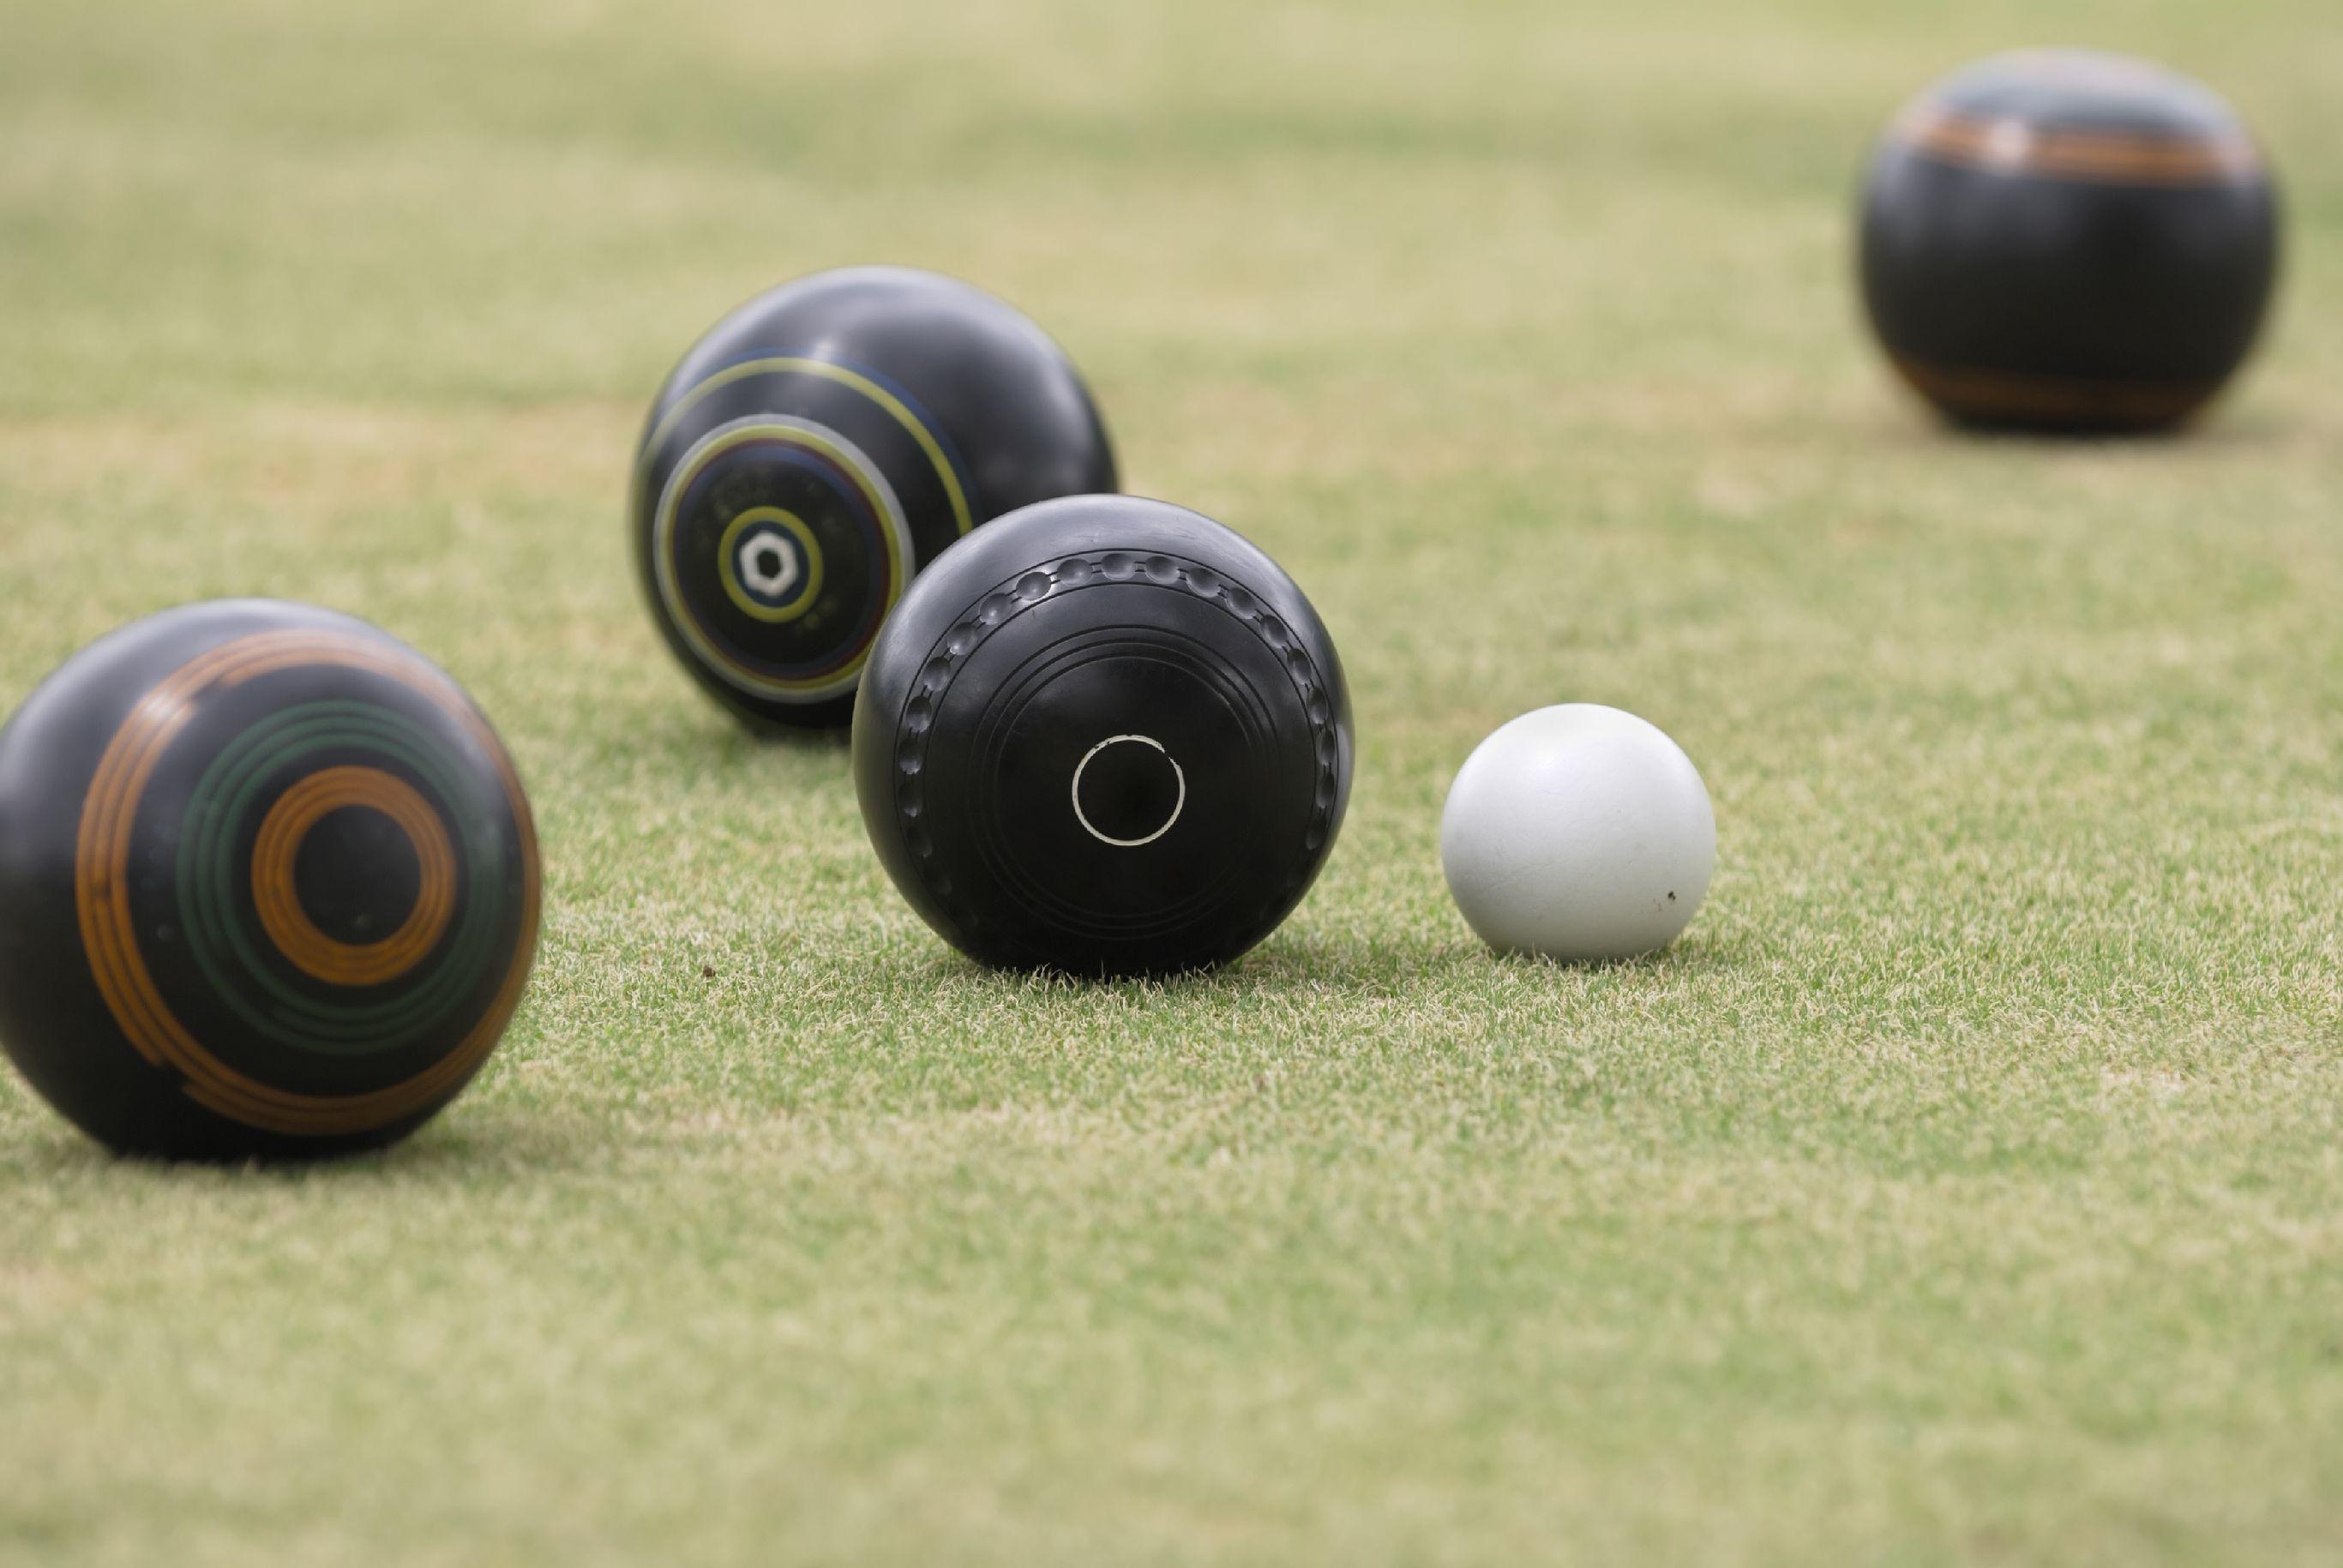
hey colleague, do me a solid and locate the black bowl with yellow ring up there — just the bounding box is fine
[631,267,1119,730]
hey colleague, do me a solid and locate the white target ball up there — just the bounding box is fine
[1440,704,1715,961]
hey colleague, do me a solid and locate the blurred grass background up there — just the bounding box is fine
[1,0,2340,1563]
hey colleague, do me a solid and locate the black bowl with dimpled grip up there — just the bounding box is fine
[852,496,1352,977]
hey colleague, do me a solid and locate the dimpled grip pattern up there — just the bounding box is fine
[854,496,1353,977]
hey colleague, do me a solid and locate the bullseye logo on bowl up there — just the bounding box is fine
[72,628,541,1137]
[719,506,826,622]
[643,357,976,706]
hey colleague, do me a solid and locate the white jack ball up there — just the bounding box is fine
[1440,704,1715,961]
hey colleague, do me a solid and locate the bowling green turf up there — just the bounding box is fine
[1,0,2340,1563]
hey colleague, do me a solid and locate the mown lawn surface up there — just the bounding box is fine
[2,1,2340,1562]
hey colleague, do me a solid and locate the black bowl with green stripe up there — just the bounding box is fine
[631,267,1120,731]
[0,600,541,1161]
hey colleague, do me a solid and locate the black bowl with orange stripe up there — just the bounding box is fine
[1860,50,2280,434]
[0,601,541,1160]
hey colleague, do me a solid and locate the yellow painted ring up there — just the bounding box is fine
[641,357,971,537]
[718,507,826,624]
[649,417,911,700]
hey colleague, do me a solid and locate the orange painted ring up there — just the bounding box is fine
[1892,106,2261,187]
[249,766,459,988]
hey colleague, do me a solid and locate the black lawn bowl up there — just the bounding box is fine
[632,266,1118,731]
[0,600,540,1160]
[1860,50,2280,434]
[852,496,1352,978]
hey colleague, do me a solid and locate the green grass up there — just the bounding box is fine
[3,0,2342,1562]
